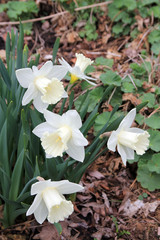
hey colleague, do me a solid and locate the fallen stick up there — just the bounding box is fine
[0,1,113,26]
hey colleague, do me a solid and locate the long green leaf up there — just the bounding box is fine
[52,38,60,64]
[9,150,24,201]
[16,22,24,69]
[46,158,58,180]
[0,59,11,89]
[17,177,37,202]
[6,32,10,70]
[0,121,10,179]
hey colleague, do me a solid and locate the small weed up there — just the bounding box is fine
[112,216,130,238]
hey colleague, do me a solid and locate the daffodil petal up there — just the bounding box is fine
[38,61,53,76]
[31,180,52,195]
[32,66,39,76]
[127,127,147,134]
[22,83,37,105]
[107,130,118,152]
[85,78,97,86]
[119,108,136,129]
[47,65,68,80]
[59,57,72,72]
[63,110,82,129]
[33,93,48,113]
[26,193,42,216]
[121,146,134,160]
[117,143,127,166]
[72,129,88,146]
[66,140,85,162]
[56,181,84,194]
[62,90,68,98]
[43,110,62,128]
[16,68,34,88]
[34,199,48,224]
[33,123,55,139]
[81,73,96,81]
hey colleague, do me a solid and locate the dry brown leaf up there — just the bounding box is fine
[123,93,141,106]
[66,31,80,43]
[0,50,6,61]
[92,227,115,239]
[135,15,144,32]
[76,193,92,202]
[0,235,10,240]
[88,170,105,180]
[33,224,60,240]
[80,206,93,217]
[91,230,103,240]
[102,192,113,214]
[122,199,160,217]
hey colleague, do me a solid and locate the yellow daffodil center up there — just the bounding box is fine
[41,126,72,157]
[70,74,79,84]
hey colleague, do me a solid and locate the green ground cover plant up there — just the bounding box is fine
[0,1,38,34]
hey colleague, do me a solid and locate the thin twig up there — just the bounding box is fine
[136,27,154,50]
[128,74,137,90]
[129,178,137,190]
[75,1,112,11]
[0,1,112,26]
[117,36,130,51]
[107,86,117,105]
[0,11,68,25]
[143,106,160,129]
[147,106,160,118]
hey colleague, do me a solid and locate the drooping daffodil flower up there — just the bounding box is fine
[33,109,88,162]
[16,61,68,113]
[107,108,150,166]
[26,179,84,224]
[58,53,96,85]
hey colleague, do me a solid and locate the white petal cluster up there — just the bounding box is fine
[107,108,150,166]
[26,179,83,224]
[16,61,68,113]
[58,53,96,85]
[33,109,88,162]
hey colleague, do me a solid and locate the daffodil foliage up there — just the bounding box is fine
[0,24,150,227]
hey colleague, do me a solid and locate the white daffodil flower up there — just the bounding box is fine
[33,109,88,162]
[58,53,96,85]
[16,61,68,113]
[107,108,150,166]
[26,179,84,224]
